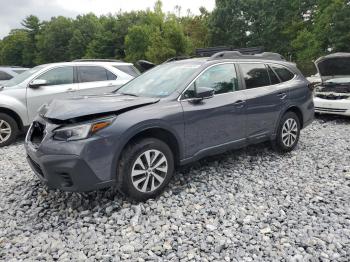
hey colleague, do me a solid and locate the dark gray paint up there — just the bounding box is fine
[25,58,314,191]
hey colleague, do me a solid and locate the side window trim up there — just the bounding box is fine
[179,62,241,101]
[266,64,281,85]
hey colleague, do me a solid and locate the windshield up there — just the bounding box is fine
[116,62,202,97]
[3,65,45,87]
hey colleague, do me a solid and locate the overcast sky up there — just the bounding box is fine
[0,0,215,39]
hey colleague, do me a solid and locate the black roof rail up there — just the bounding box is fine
[209,51,286,61]
[196,46,264,57]
[72,59,123,62]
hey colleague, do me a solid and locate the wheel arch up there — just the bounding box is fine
[0,107,24,131]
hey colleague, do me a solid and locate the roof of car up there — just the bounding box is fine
[40,61,134,67]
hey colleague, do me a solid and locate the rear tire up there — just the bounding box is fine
[0,113,18,147]
[273,111,300,153]
[117,138,174,201]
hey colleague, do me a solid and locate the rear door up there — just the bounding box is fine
[26,66,77,121]
[77,65,123,95]
[180,63,247,158]
[238,63,291,140]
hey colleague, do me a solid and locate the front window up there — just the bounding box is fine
[116,62,202,98]
[37,66,74,86]
[3,65,45,87]
[183,63,239,99]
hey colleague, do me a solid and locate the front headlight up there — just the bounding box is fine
[53,117,115,141]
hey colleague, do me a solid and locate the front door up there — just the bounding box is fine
[180,63,247,158]
[26,66,78,122]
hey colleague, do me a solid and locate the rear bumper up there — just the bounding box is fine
[314,97,350,116]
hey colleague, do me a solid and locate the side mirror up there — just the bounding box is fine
[194,86,215,100]
[29,79,47,89]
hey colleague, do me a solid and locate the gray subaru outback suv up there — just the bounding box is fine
[25,52,314,201]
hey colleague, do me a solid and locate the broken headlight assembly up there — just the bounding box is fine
[53,117,116,141]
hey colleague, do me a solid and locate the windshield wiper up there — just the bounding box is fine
[119,92,139,97]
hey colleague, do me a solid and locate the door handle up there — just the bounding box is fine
[233,100,246,108]
[277,92,287,100]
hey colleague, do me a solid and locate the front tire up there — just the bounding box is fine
[117,138,174,201]
[273,111,300,153]
[0,113,18,147]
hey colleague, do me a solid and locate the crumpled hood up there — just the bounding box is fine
[315,53,350,82]
[40,93,159,121]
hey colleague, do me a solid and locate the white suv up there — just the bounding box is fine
[0,60,140,146]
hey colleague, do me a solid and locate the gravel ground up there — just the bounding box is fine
[0,116,349,261]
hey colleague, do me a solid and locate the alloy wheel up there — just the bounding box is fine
[131,149,168,193]
[0,120,11,143]
[281,118,298,147]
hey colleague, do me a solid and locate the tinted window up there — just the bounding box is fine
[240,63,270,89]
[0,71,13,80]
[183,64,238,99]
[271,64,295,82]
[78,66,108,82]
[113,65,140,77]
[267,65,280,85]
[37,67,74,86]
[106,70,117,80]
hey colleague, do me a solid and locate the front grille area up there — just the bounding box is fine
[315,107,347,113]
[27,155,44,177]
[315,93,350,100]
[30,121,46,146]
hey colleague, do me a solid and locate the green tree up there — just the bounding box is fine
[68,14,101,59]
[209,0,250,47]
[35,16,74,64]
[0,30,30,66]
[21,15,41,66]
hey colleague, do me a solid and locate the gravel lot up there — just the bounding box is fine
[0,116,349,261]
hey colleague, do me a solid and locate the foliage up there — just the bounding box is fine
[1,0,350,74]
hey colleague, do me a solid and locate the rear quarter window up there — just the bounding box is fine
[271,64,295,82]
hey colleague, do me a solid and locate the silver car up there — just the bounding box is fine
[0,60,140,147]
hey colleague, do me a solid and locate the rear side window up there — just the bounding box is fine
[0,71,13,80]
[78,66,109,82]
[240,63,270,89]
[267,65,280,85]
[37,66,74,86]
[113,65,140,77]
[271,64,295,82]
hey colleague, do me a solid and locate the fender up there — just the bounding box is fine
[0,93,28,126]
[110,119,184,177]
